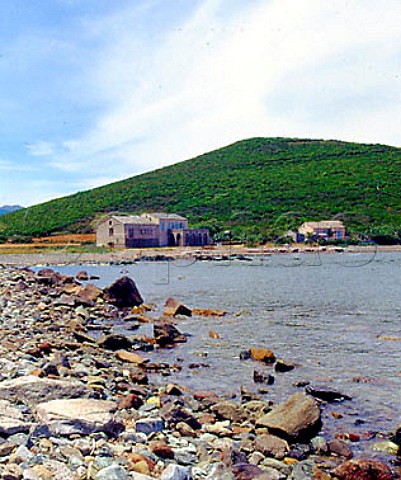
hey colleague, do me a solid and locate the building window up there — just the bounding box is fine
[161,222,165,232]
[109,228,114,236]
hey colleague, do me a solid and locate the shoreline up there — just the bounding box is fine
[0,264,399,479]
[0,244,399,267]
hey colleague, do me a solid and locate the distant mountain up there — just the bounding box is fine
[0,205,23,216]
[1,137,401,240]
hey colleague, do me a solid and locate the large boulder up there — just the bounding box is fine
[35,398,123,436]
[256,392,321,442]
[103,276,143,308]
[0,376,89,405]
[333,458,395,480]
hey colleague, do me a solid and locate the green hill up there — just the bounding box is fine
[1,137,401,242]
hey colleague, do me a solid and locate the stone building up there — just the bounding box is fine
[96,213,211,248]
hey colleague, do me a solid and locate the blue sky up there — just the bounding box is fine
[1,0,401,207]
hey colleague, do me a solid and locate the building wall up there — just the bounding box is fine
[124,224,160,248]
[96,218,126,247]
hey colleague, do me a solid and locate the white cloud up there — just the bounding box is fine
[26,141,56,157]
[25,0,401,195]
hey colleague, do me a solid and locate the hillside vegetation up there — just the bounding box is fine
[1,137,401,242]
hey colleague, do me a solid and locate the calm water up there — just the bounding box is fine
[53,251,401,454]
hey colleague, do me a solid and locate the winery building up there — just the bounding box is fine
[96,213,211,248]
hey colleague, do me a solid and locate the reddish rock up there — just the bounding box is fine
[76,271,89,281]
[129,368,149,385]
[38,341,52,354]
[249,347,276,363]
[334,458,395,480]
[274,359,295,372]
[164,297,192,317]
[103,276,143,308]
[193,390,219,401]
[117,394,144,410]
[149,441,175,459]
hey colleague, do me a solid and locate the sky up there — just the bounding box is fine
[1,0,401,207]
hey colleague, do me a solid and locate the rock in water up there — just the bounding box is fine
[256,392,321,442]
[333,458,395,480]
[164,297,192,317]
[305,385,352,402]
[103,276,143,308]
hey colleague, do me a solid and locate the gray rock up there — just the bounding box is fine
[288,460,315,480]
[256,392,321,442]
[0,400,34,435]
[35,399,123,436]
[135,418,164,435]
[95,464,129,480]
[0,376,89,404]
[204,463,234,480]
[161,464,192,480]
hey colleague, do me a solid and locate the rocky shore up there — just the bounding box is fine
[0,265,400,479]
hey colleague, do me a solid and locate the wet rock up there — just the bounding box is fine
[0,376,89,404]
[98,333,133,351]
[35,398,123,436]
[76,270,89,281]
[249,348,276,364]
[103,276,143,308]
[256,392,321,442]
[253,370,275,384]
[274,359,295,373]
[154,322,187,346]
[164,297,192,317]
[333,458,395,480]
[254,433,290,459]
[305,385,352,402]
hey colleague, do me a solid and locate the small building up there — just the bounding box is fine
[96,213,211,248]
[298,220,346,241]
